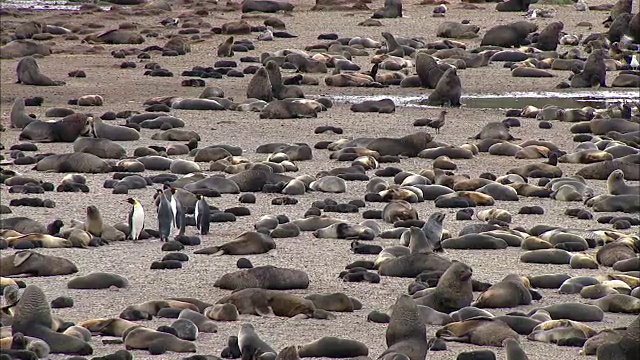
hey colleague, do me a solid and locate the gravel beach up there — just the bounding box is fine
[0,0,639,359]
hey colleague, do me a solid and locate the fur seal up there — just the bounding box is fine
[217,289,316,318]
[247,67,273,102]
[214,265,309,290]
[472,274,534,308]
[596,314,639,360]
[238,323,276,360]
[436,318,519,347]
[10,97,36,129]
[67,272,129,289]
[424,67,462,107]
[12,285,92,354]
[382,200,418,223]
[571,49,607,88]
[595,294,640,313]
[0,250,77,276]
[481,21,537,47]
[16,56,64,86]
[298,337,368,358]
[379,294,430,360]
[607,169,640,195]
[414,261,473,313]
[123,326,196,353]
[91,118,140,141]
[534,22,563,51]
[194,232,275,256]
[20,113,92,143]
[77,318,138,337]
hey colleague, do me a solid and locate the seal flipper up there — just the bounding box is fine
[24,325,93,355]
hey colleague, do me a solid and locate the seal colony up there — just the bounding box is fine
[0,0,639,360]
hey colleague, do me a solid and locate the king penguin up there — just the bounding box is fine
[126,197,145,241]
[195,194,211,235]
[156,189,174,242]
[167,186,186,236]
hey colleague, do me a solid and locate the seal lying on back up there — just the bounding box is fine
[16,56,64,86]
[379,294,430,360]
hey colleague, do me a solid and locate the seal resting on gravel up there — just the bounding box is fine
[90,117,140,141]
[34,153,112,173]
[12,285,93,355]
[472,274,537,308]
[16,56,64,86]
[366,132,432,157]
[213,265,310,290]
[216,289,320,318]
[481,21,537,47]
[260,99,323,119]
[423,67,462,107]
[1,39,51,59]
[19,113,92,143]
[123,326,196,353]
[298,337,368,357]
[436,318,519,347]
[194,231,276,255]
[596,314,639,360]
[0,250,78,277]
[473,122,516,140]
[576,154,639,180]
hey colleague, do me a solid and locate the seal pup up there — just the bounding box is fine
[126,198,144,241]
[16,56,64,86]
[238,323,276,360]
[607,169,639,195]
[217,36,234,57]
[156,189,174,242]
[379,294,430,360]
[195,194,211,235]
